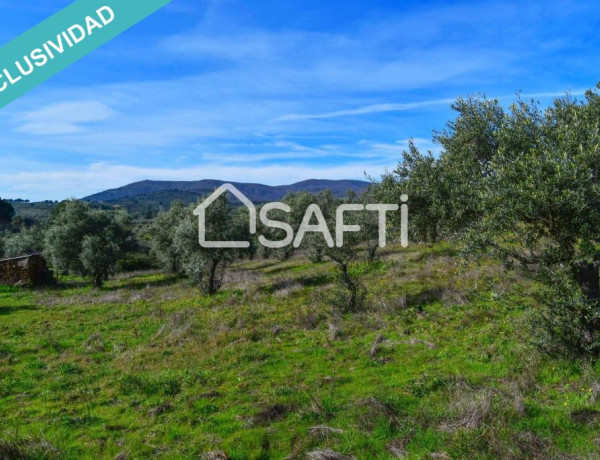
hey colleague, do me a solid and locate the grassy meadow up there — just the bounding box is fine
[1,243,600,459]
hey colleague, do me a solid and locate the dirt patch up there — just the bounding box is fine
[253,403,293,425]
[571,408,600,424]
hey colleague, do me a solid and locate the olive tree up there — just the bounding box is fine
[147,200,186,273]
[80,235,120,288]
[301,192,368,312]
[324,239,367,313]
[375,97,504,244]
[44,200,95,275]
[467,89,600,357]
[173,193,250,295]
[44,200,132,287]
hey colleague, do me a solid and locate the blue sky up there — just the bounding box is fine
[0,0,599,201]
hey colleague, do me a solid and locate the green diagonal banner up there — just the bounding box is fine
[0,0,173,109]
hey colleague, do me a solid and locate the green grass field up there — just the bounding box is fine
[1,244,600,459]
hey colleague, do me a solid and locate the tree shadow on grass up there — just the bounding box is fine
[38,273,183,293]
[244,261,281,271]
[297,273,332,287]
[102,274,182,292]
[258,273,332,294]
[404,287,447,311]
[0,304,38,316]
[263,262,324,276]
[262,265,297,276]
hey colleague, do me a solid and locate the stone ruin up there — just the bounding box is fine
[0,254,54,286]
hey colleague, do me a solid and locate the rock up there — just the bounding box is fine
[308,425,344,439]
[306,449,354,460]
[148,403,173,417]
[200,451,228,460]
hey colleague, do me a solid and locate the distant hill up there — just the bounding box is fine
[84,179,370,203]
[83,179,371,218]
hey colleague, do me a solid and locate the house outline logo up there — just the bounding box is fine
[193,183,256,248]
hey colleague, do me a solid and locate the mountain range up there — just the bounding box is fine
[83,179,371,216]
[84,179,370,202]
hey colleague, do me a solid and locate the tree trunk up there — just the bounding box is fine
[367,243,378,262]
[208,259,219,295]
[340,263,358,311]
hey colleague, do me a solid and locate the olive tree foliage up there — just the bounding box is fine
[233,205,258,261]
[171,193,250,295]
[3,225,45,258]
[434,96,505,234]
[80,235,121,288]
[44,200,93,275]
[44,200,133,287]
[374,98,505,243]
[147,200,187,273]
[387,141,448,243]
[257,191,319,261]
[448,88,600,358]
[302,190,338,263]
[255,190,340,262]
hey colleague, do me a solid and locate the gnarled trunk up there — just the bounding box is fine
[207,257,220,296]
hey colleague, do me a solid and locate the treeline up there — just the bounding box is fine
[0,200,136,287]
[3,84,600,358]
[0,190,383,312]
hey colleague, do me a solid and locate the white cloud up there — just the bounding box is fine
[161,30,293,61]
[272,99,456,122]
[14,100,115,135]
[270,89,590,123]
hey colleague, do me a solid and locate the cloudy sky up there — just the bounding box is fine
[0,0,598,201]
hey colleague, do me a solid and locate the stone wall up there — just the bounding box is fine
[0,254,54,286]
